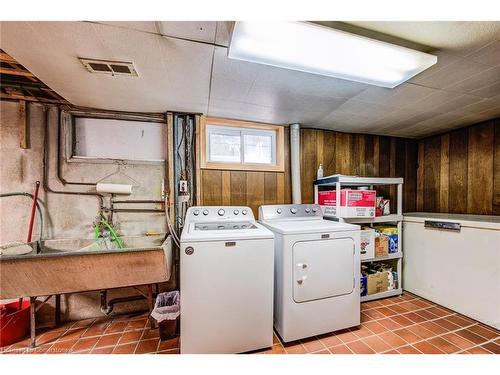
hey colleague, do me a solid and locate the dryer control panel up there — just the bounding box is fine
[259,204,322,221]
[186,206,255,223]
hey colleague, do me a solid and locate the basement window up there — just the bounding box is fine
[201,117,284,172]
[72,117,165,162]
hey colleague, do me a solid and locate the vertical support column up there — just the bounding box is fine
[290,123,301,204]
[30,296,36,348]
[195,115,202,206]
[313,184,318,204]
[165,113,175,226]
[397,182,403,294]
[336,181,342,222]
[147,284,156,329]
[19,100,29,149]
[55,294,61,327]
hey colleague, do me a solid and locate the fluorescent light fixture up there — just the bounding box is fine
[228,22,437,88]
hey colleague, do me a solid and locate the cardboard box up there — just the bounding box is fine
[367,271,389,295]
[318,189,376,218]
[374,235,388,257]
[360,228,375,260]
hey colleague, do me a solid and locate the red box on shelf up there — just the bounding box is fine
[318,189,376,218]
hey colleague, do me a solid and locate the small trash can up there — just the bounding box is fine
[151,291,180,341]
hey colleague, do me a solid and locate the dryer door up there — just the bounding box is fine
[293,237,355,303]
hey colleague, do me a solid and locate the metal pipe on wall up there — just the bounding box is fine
[42,105,104,211]
[290,123,302,204]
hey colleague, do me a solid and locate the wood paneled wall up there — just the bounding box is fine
[416,118,500,215]
[199,126,418,216]
[299,129,418,212]
[200,131,292,216]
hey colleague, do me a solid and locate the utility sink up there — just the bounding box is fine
[0,235,172,299]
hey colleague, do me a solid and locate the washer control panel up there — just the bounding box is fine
[258,204,322,220]
[186,206,255,222]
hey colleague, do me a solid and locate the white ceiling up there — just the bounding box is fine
[1,21,499,138]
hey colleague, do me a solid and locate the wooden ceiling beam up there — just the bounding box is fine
[1,92,63,104]
[0,51,17,64]
[0,67,34,77]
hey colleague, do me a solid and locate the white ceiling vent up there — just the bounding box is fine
[79,58,138,77]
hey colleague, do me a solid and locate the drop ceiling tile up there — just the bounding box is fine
[210,77,254,102]
[408,51,462,84]
[466,40,500,67]
[215,21,232,46]
[157,21,217,43]
[470,81,500,98]
[431,93,484,113]
[251,69,368,99]
[375,109,444,132]
[351,83,438,108]
[244,84,348,112]
[460,98,498,113]
[212,46,261,84]
[445,65,500,96]
[409,57,489,89]
[347,22,500,58]
[403,90,472,113]
[96,21,159,33]
[0,21,213,112]
[208,99,280,124]
[334,100,397,119]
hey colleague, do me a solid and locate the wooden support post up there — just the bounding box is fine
[30,296,36,348]
[147,284,157,329]
[19,100,29,149]
[55,294,61,326]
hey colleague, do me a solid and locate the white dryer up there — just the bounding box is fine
[180,206,274,354]
[259,204,361,342]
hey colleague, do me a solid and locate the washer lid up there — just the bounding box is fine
[260,219,359,235]
[181,222,274,242]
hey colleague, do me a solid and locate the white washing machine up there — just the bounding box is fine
[259,204,361,342]
[180,206,274,354]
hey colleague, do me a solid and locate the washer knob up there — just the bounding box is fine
[233,209,239,215]
[312,207,318,213]
[218,209,225,216]
[276,208,282,214]
[290,208,298,214]
[305,208,311,213]
[203,209,209,216]
[193,209,200,216]
[242,209,248,215]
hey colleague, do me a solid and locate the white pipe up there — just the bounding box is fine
[290,123,301,204]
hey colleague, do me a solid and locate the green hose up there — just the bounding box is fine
[94,217,124,249]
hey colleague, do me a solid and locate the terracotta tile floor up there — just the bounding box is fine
[1,292,499,354]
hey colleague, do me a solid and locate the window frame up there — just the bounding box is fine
[200,116,285,172]
[63,111,166,166]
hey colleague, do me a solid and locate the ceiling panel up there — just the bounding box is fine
[157,21,217,43]
[467,40,500,67]
[444,65,500,95]
[95,21,159,34]
[346,22,500,57]
[409,57,491,89]
[0,21,213,112]
[1,21,499,138]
